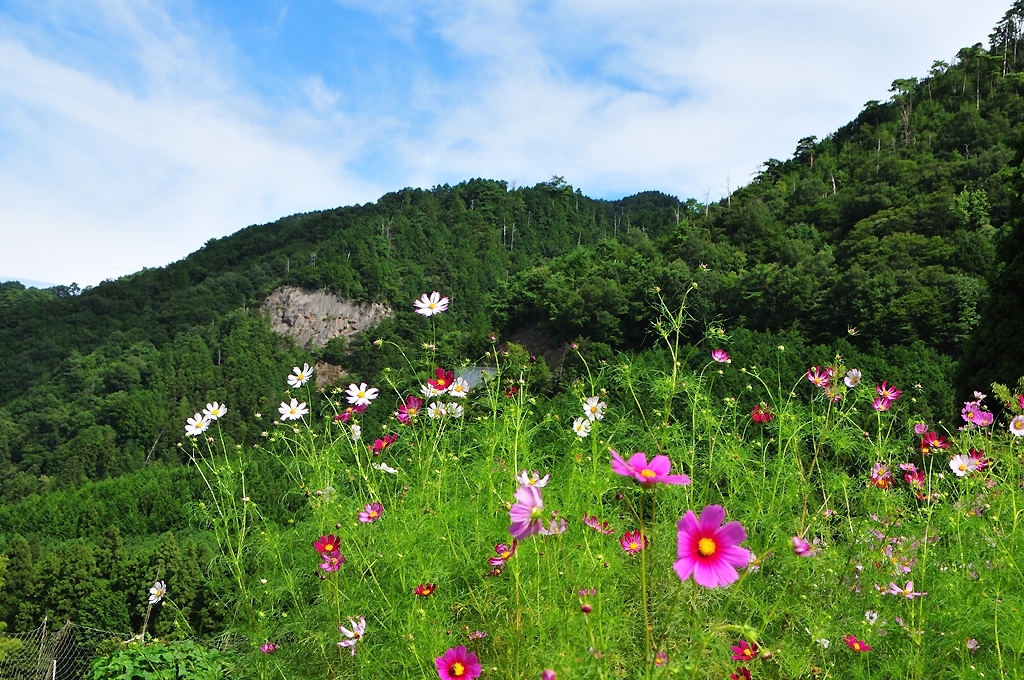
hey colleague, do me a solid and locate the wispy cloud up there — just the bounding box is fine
[0,0,1009,285]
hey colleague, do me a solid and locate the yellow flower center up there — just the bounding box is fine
[640,469,657,479]
[853,642,861,651]
[451,662,465,676]
[629,542,639,550]
[357,391,365,398]
[501,551,512,559]
[698,537,717,556]
[369,511,378,519]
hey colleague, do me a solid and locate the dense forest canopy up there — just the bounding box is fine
[4,2,1024,638]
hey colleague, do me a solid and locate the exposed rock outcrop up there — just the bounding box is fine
[261,286,392,348]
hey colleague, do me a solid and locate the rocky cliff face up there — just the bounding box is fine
[261,286,393,348]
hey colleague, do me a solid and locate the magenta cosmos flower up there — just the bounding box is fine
[610,450,690,488]
[509,485,545,539]
[919,431,949,455]
[711,348,731,363]
[488,540,517,567]
[674,505,750,588]
[731,639,758,662]
[396,396,423,424]
[314,534,340,555]
[370,433,398,455]
[843,635,871,652]
[435,646,481,680]
[876,381,901,401]
[806,366,830,388]
[620,530,647,555]
[359,502,384,523]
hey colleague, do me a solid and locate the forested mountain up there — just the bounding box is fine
[3,2,1024,638]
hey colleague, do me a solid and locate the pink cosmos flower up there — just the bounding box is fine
[370,433,398,455]
[731,639,758,662]
[876,381,901,401]
[515,470,550,487]
[260,642,279,654]
[730,667,752,680]
[583,515,614,535]
[888,581,927,599]
[435,646,481,680]
[1011,414,1024,437]
[899,462,918,473]
[319,550,345,572]
[509,485,545,539]
[674,505,750,588]
[338,617,365,655]
[913,422,929,435]
[359,502,384,523]
[468,631,487,641]
[488,540,518,567]
[806,367,830,388]
[969,448,991,471]
[844,635,871,652]
[869,463,894,489]
[610,450,690,488]
[904,470,926,489]
[654,651,668,667]
[975,411,994,427]
[1018,394,1024,411]
[539,517,568,536]
[791,536,818,557]
[919,431,949,455]
[396,396,423,424]
[871,396,892,412]
[415,291,450,317]
[542,671,557,680]
[620,531,647,555]
[711,349,732,364]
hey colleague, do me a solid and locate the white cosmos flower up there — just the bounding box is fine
[949,453,976,477]
[279,399,309,421]
[288,363,313,388]
[446,402,464,418]
[372,462,398,474]
[583,396,607,421]
[413,291,449,317]
[427,402,446,419]
[1010,415,1024,437]
[337,616,366,656]
[185,413,211,437]
[351,424,362,442]
[203,401,227,420]
[844,368,862,388]
[448,377,471,398]
[346,382,379,406]
[572,417,592,438]
[515,470,550,487]
[149,580,167,604]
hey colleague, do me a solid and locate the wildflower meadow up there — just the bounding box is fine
[164,289,1024,680]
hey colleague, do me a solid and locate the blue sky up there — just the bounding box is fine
[0,0,1009,287]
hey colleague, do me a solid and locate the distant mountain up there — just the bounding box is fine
[0,277,58,289]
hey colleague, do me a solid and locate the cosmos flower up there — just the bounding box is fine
[969,448,991,471]
[509,485,545,540]
[949,454,977,477]
[148,580,166,604]
[337,617,365,655]
[731,639,759,662]
[539,517,569,536]
[711,349,732,363]
[791,536,818,557]
[806,367,830,388]
[674,505,750,588]
[844,368,862,388]
[572,417,592,437]
[427,402,446,419]
[515,470,550,487]
[370,433,398,455]
[371,461,398,474]
[468,631,487,641]
[288,363,313,388]
[314,534,340,555]
[396,396,423,424]
[843,635,872,652]
[729,667,752,680]
[871,397,892,412]
[919,431,949,455]
[610,450,690,487]
[583,515,614,535]
[359,502,384,523]
[319,550,345,572]
[278,398,308,421]
[913,422,929,435]
[414,583,436,597]
[488,540,517,567]
[904,470,926,489]
[334,404,367,424]
[869,462,894,489]
[446,402,464,418]
[620,530,647,555]
[346,382,379,406]
[414,291,449,317]
[1011,415,1024,437]
[751,403,775,423]
[428,368,455,394]
[184,413,211,437]
[260,642,279,654]
[876,381,901,402]
[583,396,607,421]
[654,651,668,667]
[203,402,227,420]
[435,646,481,680]
[448,377,471,398]
[888,581,927,599]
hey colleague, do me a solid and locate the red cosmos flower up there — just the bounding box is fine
[843,635,872,652]
[876,381,902,402]
[869,462,894,489]
[505,386,519,398]
[370,433,398,455]
[333,404,367,423]
[620,531,648,555]
[314,534,340,555]
[751,403,775,423]
[969,448,991,471]
[919,431,949,455]
[396,396,424,424]
[488,540,518,567]
[729,667,752,680]
[731,639,759,662]
[904,470,925,489]
[414,583,436,597]
[428,368,455,394]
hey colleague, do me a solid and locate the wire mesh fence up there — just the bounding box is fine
[0,618,128,680]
